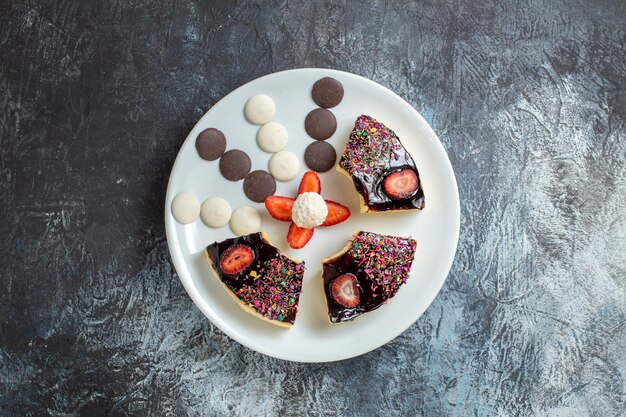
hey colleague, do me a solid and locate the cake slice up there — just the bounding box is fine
[338,115,425,212]
[204,232,305,327]
[321,231,417,323]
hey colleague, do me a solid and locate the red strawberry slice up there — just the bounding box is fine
[297,171,321,194]
[286,222,314,249]
[331,273,360,308]
[383,169,419,200]
[219,244,255,275]
[265,196,295,222]
[321,200,351,226]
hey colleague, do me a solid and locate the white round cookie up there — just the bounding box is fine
[269,150,300,182]
[244,94,275,125]
[171,192,200,224]
[230,206,262,236]
[256,122,288,153]
[200,197,232,228]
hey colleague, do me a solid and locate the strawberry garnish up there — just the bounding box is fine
[219,244,255,275]
[265,196,295,222]
[297,171,321,194]
[331,273,360,308]
[321,200,351,226]
[286,222,314,249]
[264,171,351,249]
[382,168,418,200]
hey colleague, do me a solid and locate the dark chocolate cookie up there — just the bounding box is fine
[196,128,226,161]
[305,108,337,140]
[243,170,276,202]
[304,141,337,172]
[312,77,344,108]
[219,149,251,181]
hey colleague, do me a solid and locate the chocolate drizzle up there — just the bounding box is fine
[322,231,416,323]
[206,232,305,324]
[339,115,425,211]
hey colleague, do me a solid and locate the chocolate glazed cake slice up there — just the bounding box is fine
[338,115,425,212]
[204,232,305,327]
[321,231,417,323]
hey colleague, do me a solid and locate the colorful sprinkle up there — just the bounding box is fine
[341,232,415,309]
[207,233,305,324]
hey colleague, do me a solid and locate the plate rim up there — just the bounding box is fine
[165,68,461,362]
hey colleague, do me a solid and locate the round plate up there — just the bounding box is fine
[165,68,460,362]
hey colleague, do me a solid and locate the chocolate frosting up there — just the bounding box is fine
[322,231,416,323]
[339,115,425,211]
[206,232,305,324]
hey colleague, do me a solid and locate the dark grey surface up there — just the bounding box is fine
[1,0,625,415]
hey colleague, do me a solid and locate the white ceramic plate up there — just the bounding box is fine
[165,68,460,362]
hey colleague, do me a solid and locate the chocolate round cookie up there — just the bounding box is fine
[243,170,276,203]
[219,149,251,181]
[305,108,337,140]
[304,141,337,172]
[312,77,344,108]
[196,128,226,161]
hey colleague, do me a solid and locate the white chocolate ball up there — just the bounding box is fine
[291,192,328,228]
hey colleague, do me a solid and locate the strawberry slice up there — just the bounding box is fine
[321,200,351,226]
[286,222,314,249]
[297,171,321,194]
[382,168,419,200]
[219,244,255,275]
[331,273,360,308]
[265,196,295,221]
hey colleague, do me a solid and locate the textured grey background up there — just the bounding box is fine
[1,0,625,416]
